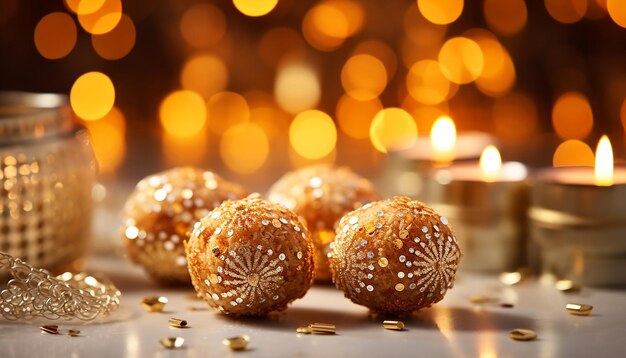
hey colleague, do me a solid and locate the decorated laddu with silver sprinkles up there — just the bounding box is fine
[330,196,462,314]
[122,167,247,284]
[185,194,315,316]
[268,164,379,281]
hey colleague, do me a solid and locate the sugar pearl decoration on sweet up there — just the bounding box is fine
[268,165,379,281]
[329,196,462,315]
[122,167,247,284]
[185,195,315,316]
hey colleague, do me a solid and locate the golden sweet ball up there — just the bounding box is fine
[185,194,315,316]
[268,165,379,281]
[330,196,462,315]
[122,167,247,284]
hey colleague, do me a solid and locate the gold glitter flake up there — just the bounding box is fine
[141,296,168,312]
[509,329,537,341]
[272,219,282,228]
[40,325,59,335]
[223,336,250,351]
[68,330,81,337]
[383,320,405,331]
[566,303,593,316]
[394,239,403,249]
[168,318,188,328]
[378,257,388,267]
[310,323,336,334]
[296,326,312,334]
[160,337,185,349]
[395,283,405,292]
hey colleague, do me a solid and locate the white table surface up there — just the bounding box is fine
[1,254,625,358]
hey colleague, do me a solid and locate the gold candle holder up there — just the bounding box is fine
[381,131,493,198]
[529,166,626,286]
[424,161,530,273]
[0,91,96,274]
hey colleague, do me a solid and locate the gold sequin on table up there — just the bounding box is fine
[168,318,189,328]
[509,328,537,341]
[141,296,168,313]
[469,295,498,304]
[309,323,336,334]
[566,303,593,316]
[383,320,405,331]
[160,337,185,349]
[296,326,312,334]
[40,325,59,335]
[223,336,250,351]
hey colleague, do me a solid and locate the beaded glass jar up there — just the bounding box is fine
[0,92,96,273]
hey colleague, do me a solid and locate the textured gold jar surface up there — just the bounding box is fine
[0,92,96,273]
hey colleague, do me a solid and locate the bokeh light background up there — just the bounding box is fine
[2,0,626,192]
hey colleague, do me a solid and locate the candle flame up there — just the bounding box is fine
[480,145,501,182]
[595,135,613,186]
[430,115,456,162]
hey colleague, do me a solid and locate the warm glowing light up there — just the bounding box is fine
[608,0,626,27]
[553,140,595,167]
[468,29,516,97]
[258,27,307,68]
[336,94,382,139]
[289,110,337,160]
[552,92,593,140]
[34,12,77,60]
[250,106,289,140]
[82,106,126,174]
[220,123,269,174]
[70,72,115,121]
[77,0,122,35]
[480,146,502,182]
[370,108,418,153]
[180,54,228,99]
[233,0,278,17]
[76,0,105,15]
[274,63,321,114]
[163,132,207,167]
[430,116,456,162]
[91,14,135,60]
[302,0,364,51]
[207,92,250,135]
[404,3,447,54]
[545,0,587,24]
[402,97,449,134]
[438,37,484,84]
[483,0,527,36]
[159,90,207,138]
[180,4,226,48]
[595,135,614,186]
[493,93,538,145]
[417,0,464,25]
[341,54,388,101]
[353,40,398,81]
[406,60,452,105]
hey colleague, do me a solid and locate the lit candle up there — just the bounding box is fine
[424,146,529,272]
[430,116,457,163]
[384,115,494,197]
[530,135,626,286]
[401,115,494,164]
